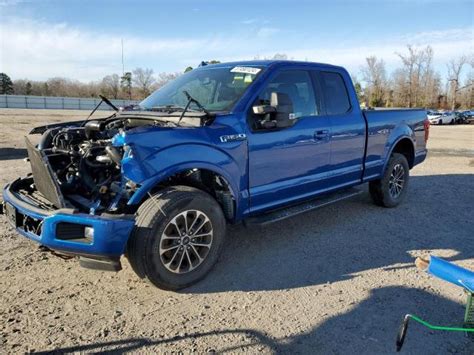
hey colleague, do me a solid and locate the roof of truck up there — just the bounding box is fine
[202,60,345,71]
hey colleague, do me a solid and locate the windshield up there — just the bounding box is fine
[140,66,264,112]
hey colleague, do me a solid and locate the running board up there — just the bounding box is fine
[245,187,362,226]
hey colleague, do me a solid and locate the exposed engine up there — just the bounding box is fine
[36,118,155,213]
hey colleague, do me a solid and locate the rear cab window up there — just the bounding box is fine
[319,71,351,115]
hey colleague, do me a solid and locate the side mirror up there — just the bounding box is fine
[270,92,295,128]
[252,104,276,115]
[252,92,295,129]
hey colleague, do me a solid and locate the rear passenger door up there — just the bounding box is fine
[314,70,366,187]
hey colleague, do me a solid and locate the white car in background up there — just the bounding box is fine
[428,111,455,125]
[427,111,442,124]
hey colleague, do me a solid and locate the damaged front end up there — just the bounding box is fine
[1,115,177,267]
[26,119,137,214]
[21,108,206,214]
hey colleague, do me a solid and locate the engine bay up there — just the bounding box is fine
[31,117,171,213]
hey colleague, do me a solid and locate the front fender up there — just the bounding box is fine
[126,144,246,218]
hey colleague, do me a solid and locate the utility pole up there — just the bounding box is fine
[121,38,125,76]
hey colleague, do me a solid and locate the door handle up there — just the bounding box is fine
[314,130,329,140]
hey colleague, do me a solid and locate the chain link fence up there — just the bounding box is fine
[0,95,139,110]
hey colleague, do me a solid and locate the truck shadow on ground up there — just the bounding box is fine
[188,173,474,294]
[32,286,474,354]
[0,148,28,161]
[22,174,474,354]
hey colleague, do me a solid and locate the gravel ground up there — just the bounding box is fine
[0,108,473,354]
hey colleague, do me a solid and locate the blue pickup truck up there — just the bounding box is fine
[1,60,429,289]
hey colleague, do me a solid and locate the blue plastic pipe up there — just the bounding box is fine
[428,256,474,292]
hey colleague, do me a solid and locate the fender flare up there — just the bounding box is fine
[125,144,245,218]
[382,134,415,173]
[128,162,240,205]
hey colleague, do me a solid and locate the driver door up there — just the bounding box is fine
[247,69,331,213]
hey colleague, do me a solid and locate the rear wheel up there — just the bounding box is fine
[127,186,226,290]
[369,153,410,208]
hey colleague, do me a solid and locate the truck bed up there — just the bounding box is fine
[362,108,428,181]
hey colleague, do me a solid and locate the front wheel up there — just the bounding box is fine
[127,186,226,290]
[369,153,410,208]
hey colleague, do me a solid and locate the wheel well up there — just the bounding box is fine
[150,169,236,221]
[392,138,415,168]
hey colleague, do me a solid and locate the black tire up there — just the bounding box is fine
[127,186,226,290]
[438,119,443,125]
[369,153,410,208]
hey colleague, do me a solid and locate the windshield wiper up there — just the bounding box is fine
[183,91,210,115]
[177,90,211,126]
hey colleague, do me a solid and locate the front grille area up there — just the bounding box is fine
[5,202,43,237]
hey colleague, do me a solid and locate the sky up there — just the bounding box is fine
[0,0,473,84]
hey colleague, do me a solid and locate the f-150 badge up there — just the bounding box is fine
[220,134,247,143]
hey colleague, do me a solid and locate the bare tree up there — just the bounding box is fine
[457,72,474,109]
[101,74,120,99]
[447,55,468,110]
[154,72,181,90]
[396,46,416,107]
[272,53,288,60]
[361,56,387,107]
[132,68,156,98]
[395,45,440,108]
[12,79,27,95]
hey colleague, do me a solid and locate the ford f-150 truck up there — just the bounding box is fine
[1,60,429,290]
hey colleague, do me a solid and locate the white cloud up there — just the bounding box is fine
[252,27,473,80]
[256,27,280,39]
[0,18,208,81]
[0,16,472,83]
[241,18,270,25]
[241,18,258,25]
[0,0,24,6]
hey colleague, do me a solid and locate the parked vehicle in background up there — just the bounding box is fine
[427,111,442,125]
[464,110,474,124]
[454,111,468,124]
[434,112,455,125]
[1,60,429,290]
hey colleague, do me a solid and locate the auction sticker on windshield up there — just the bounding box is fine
[230,66,261,75]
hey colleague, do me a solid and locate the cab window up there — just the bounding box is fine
[319,71,351,115]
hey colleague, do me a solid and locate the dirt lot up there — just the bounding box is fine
[0,108,473,354]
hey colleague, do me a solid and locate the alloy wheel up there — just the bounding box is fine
[159,210,213,274]
[388,163,405,199]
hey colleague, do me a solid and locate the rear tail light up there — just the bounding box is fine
[424,118,430,143]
